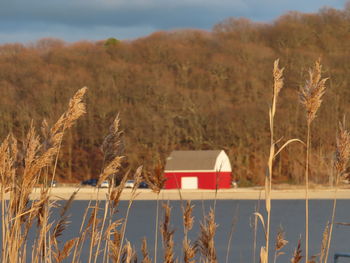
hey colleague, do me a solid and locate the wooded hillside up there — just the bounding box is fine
[1,6,350,185]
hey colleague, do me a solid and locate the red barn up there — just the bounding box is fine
[164,150,232,189]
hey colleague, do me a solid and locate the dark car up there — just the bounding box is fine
[139,181,149,189]
[81,178,98,186]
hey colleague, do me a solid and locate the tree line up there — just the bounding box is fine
[1,5,350,185]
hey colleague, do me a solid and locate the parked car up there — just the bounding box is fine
[82,178,98,186]
[99,180,109,188]
[231,180,238,188]
[125,180,135,188]
[51,180,57,187]
[139,181,149,189]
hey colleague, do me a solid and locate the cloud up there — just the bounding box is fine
[0,0,347,43]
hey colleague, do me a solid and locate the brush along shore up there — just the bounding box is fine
[16,185,350,200]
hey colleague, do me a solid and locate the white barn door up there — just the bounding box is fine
[181,177,198,189]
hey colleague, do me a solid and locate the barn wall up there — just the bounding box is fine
[164,172,231,189]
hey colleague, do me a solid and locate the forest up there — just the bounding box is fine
[1,6,350,185]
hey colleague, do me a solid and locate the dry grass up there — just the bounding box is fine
[1,87,87,263]
[264,59,285,263]
[143,160,166,263]
[299,59,328,262]
[160,203,176,263]
[141,237,152,263]
[196,209,217,263]
[319,223,329,263]
[290,238,303,263]
[181,201,196,263]
[323,121,350,263]
[273,226,288,263]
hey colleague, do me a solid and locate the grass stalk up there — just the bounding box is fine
[225,204,239,263]
[88,199,99,263]
[154,193,160,263]
[93,198,109,263]
[305,123,310,262]
[299,59,327,262]
[116,166,142,262]
[265,59,284,263]
[253,191,262,263]
[324,122,350,263]
[143,160,166,263]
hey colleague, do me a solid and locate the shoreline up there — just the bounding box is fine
[22,187,350,200]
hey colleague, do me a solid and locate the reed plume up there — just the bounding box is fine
[183,237,196,263]
[53,238,77,263]
[141,237,152,263]
[319,223,329,263]
[324,121,350,263]
[144,160,166,194]
[196,209,217,263]
[144,160,166,263]
[299,59,327,262]
[183,201,194,232]
[334,121,350,177]
[290,239,303,263]
[121,240,137,263]
[183,201,196,263]
[161,203,176,263]
[273,226,288,263]
[299,60,327,125]
[101,113,125,165]
[265,59,284,263]
[106,222,122,262]
[0,134,17,192]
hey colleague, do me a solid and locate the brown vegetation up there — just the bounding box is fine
[1,6,350,185]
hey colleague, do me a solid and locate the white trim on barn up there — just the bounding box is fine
[214,150,232,172]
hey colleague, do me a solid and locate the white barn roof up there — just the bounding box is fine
[164,150,232,172]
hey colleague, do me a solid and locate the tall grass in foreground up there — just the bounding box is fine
[0,87,87,263]
[257,59,302,263]
[262,59,284,263]
[299,59,327,262]
[144,161,166,263]
[323,122,350,263]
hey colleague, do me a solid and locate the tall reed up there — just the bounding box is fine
[255,60,302,263]
[264,59,284,263]
[161,202,176,263]
[141,237,152,263]
[0,87,87,263]
[116,166,143,262]
[324,122,350,263]
[299,59,327,262]
[196,209,217,263]
[290,238,303,263]
[183,201,196,263]
[144,161,166,263]
[273,226,288,263]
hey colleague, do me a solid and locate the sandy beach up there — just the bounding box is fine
[24,186,350,200]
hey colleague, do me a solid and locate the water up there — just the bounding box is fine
[3,199,350,262]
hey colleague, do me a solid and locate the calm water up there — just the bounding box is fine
[3,199,350,262]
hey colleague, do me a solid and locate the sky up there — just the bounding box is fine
[0,0,348,44]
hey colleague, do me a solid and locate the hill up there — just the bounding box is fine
[1,6,350,184]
